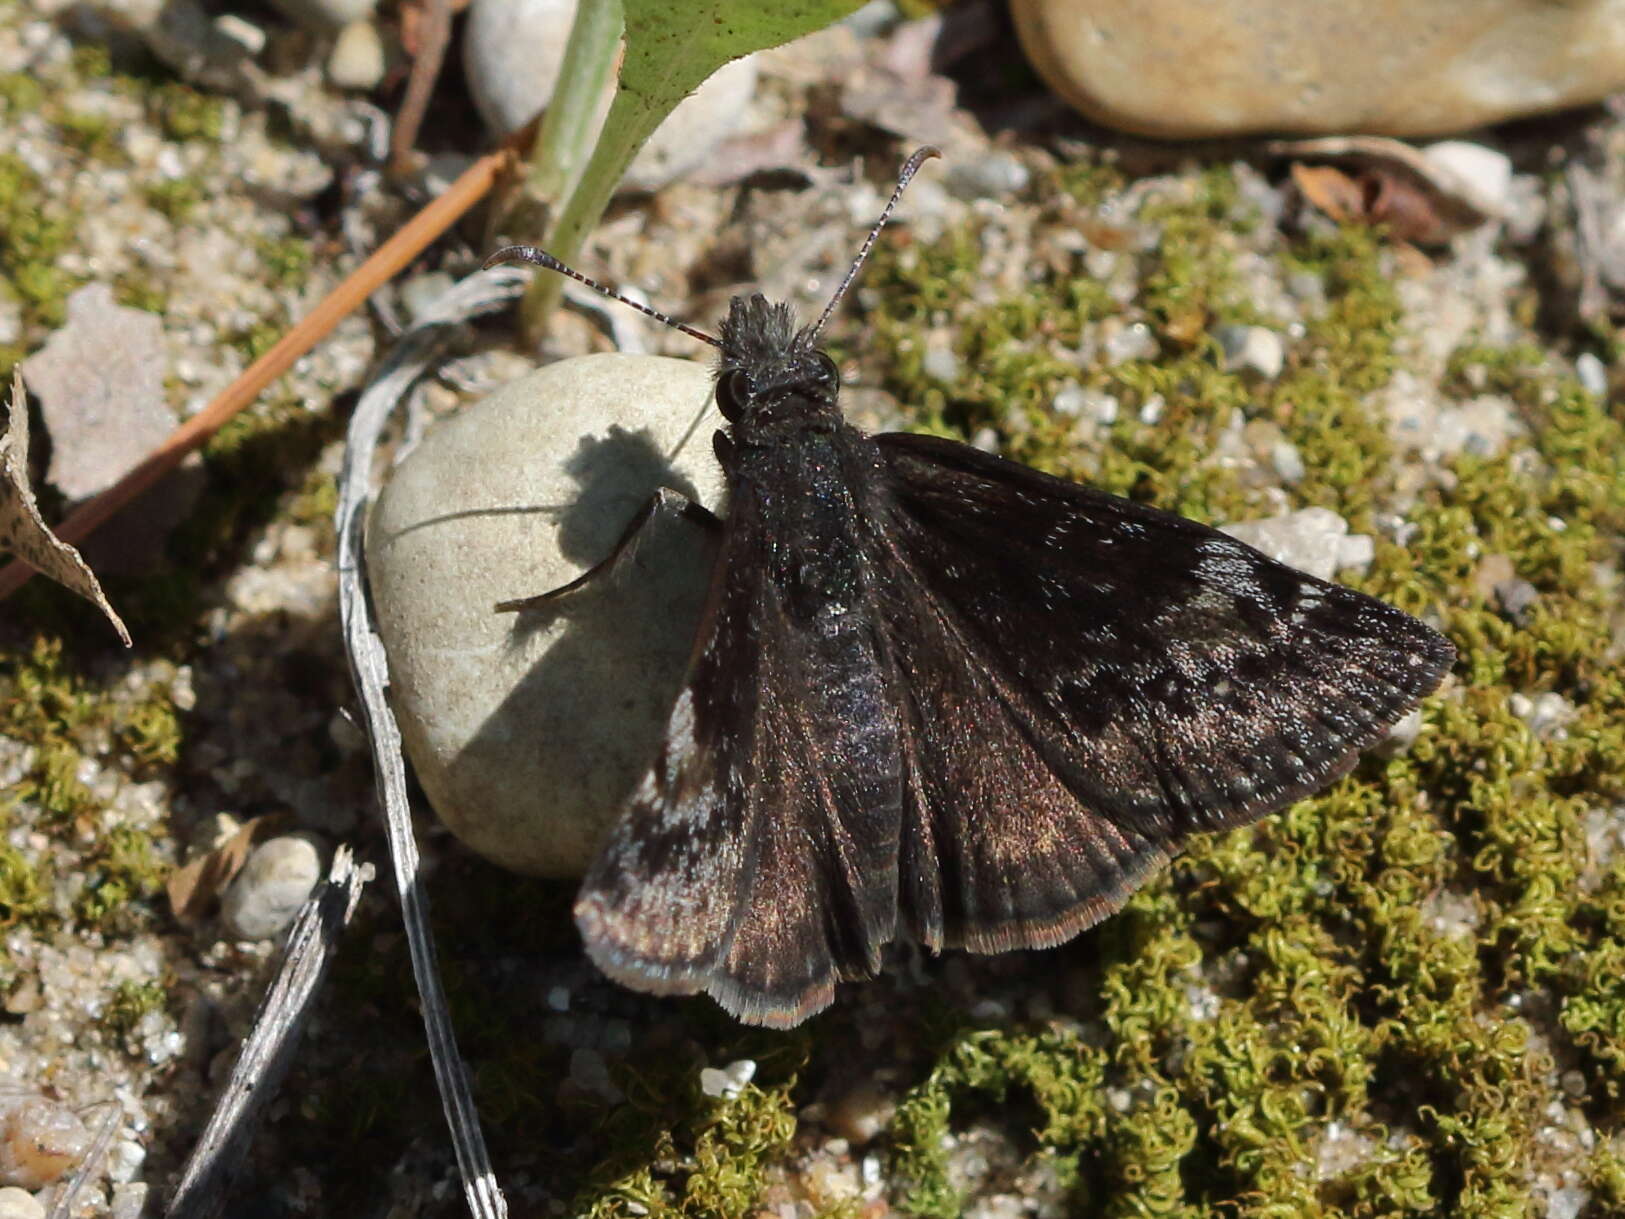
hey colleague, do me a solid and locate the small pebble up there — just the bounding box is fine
[1269,439,1305,483]
[699,1058,756,1099]
[111,1183,149,1219]
[1510,691,1576,739]
[1375,707,1425,756]
[327,20,387,91]
[0,1098,89,1190]
[921,338,960,384]
[1220,506,1373,581]
[1216,324,1285,379]
[1104,321,1158,365]
[1575,351,1608,396]
[213,15,267,55]
[1421,140,1513,217]
[944,153,1031,201]
[825,1081,896,1145]
[1137,394,1165,425]
[0,1188,43,1219]
[220,834,325,940]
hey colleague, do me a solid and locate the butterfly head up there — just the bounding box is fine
[714,294,839,426]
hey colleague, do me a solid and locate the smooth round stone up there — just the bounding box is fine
[368,355,726,877]
[463,0,759,192]
[1010,0,1625,138]
[220,834,325,940]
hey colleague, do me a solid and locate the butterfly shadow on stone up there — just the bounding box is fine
[446,424,719,884]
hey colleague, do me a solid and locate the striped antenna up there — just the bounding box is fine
[482,246,724,349]
[806,145,941,343]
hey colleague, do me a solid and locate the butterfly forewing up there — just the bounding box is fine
[873,432,1455,843]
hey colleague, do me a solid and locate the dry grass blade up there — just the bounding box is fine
[336,266,527,1219]
[166,847,372,1219]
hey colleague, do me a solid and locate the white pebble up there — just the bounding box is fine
[1575,352,1608,397]
[699,1058,756,1099]
[1216,324,1285,379]
[220,835,325,940]
[1421,140,1513,217]
[1104,321,1158,365]
[0,1187,44,1219]
[328,20,386,91]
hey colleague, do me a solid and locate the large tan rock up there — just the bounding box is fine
[368,355,726,877]
[1010,0,1625,139]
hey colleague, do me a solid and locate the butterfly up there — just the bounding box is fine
[487,148,1455,1028]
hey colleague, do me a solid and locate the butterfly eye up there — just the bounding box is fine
[814,353,841,389]
[717,369,753,421]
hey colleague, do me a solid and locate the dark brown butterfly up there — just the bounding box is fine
[487,148,1454,1028]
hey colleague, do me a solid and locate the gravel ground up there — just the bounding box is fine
[1,2,1623,1217]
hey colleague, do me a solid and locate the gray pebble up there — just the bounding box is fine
[1220,506,1373,582]
[944,153,1031,201]
[1576,351,1608,397]
[220,834,325,940]
[327,20,386,91]
[368,355,725,876]
[1215,324,1285,379]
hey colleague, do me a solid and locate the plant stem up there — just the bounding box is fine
[518,50,667,343]
[525,0,624,205]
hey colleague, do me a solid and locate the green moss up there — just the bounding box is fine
[0,152,81,330]
[143,176,206,223]
[0,636,179,930]
[0,842,48,926]
[256,234,314,289]
[102,976,167,1046]
[147,81,226,143]
[56,108,121,159]
[0,72,45,114]
[73,822,164,928]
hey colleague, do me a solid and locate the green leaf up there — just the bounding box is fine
[522,0,865,337]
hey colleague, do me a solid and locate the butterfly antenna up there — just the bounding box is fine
[483,246,724,349]
[806,145,941,343]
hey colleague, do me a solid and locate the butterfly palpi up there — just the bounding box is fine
[486,147,1455,1028]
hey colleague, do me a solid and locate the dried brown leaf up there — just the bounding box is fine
[0,370,129,646]
[167,815,282,926]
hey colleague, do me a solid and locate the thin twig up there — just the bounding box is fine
[0,140,519,604]
[390,0,455,176]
